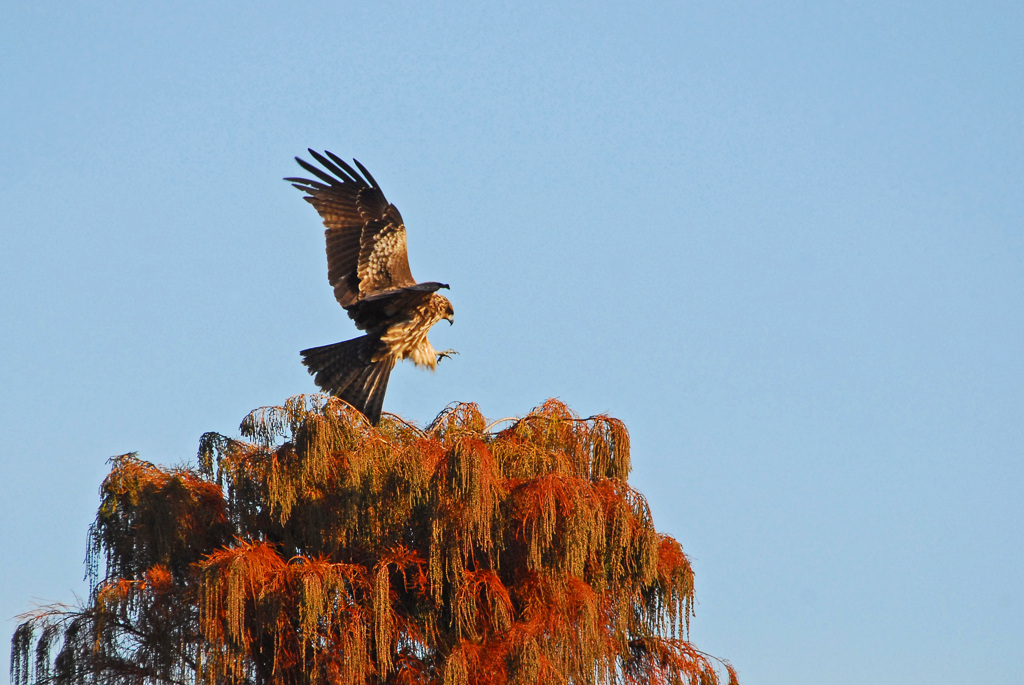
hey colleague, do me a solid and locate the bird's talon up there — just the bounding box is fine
[436,349,459,362]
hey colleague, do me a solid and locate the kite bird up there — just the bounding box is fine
[286,150,455,424]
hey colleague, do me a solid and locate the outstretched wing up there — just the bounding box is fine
[286,150,417,307]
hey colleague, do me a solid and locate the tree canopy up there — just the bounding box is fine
[12,396,736,685]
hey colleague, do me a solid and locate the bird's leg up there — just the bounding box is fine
[436,349,459,362]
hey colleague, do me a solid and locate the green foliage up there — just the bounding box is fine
[12,396,736,685]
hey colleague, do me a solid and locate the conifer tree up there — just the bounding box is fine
[12,396,737,685]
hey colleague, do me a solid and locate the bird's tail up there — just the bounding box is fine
[300,336,396,425]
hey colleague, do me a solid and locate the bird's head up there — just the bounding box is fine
[437,295,455,325]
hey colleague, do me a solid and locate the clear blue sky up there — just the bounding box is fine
[2,2,1021,683]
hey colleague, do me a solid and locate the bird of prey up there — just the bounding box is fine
[286,150,455,424]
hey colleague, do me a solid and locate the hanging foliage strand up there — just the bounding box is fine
[12,396,737,685]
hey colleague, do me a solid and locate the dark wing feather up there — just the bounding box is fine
[287,150,416,308]
[344,282,450,331]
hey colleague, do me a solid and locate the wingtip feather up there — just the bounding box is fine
[293,156,341,186]
[324,151,365,183]
[352,159,380,188]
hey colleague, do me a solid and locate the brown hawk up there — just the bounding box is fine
[286,150,455,424]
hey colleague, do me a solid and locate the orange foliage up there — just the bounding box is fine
[13,396,735,685]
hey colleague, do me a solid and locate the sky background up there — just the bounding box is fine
[2,2,1022,683]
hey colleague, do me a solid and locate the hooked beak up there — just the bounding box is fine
[446,314,454,326]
